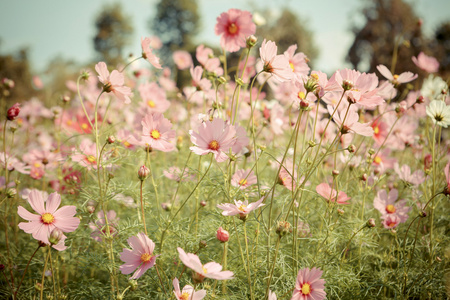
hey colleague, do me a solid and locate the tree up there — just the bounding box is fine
[93,3,133,66]
[256,8,319,66]
[347,0,425,74]
[150,0,200,62]
[431,22,450,77]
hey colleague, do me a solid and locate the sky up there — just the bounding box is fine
[0,0,449,75]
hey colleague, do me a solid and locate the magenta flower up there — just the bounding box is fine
[18,190,80,251]
[376,64,417,85]
[327,105,374,137]
[373,189,411,223]
[173,277,206,300]
[141,37,162,69]
[231,169,257,189]
[316,183,350,205]
[119,232,158,279]
[95,62,132,104]
[217,197,265,217]
[141,113,176,152]
[291,267,326,300]
[260,39,294,82]
[215,9,256,53]
[394,163,425,186]
[177,247,234,281]
[412,52,439,73]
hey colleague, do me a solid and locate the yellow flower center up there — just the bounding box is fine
[289,62,295,71]
[238,204,247,212]
[374,156,382,164]
[393,74,399,80]
[374,126,380,135]
[33,162,42,168]
[140,253,152,263]
[298,91,305,100]
[208,140,220,150]
[41,213,55,224]
[228,23,238,34]
[66,120,73,126]
[239,179,248,186]
[81,123,88,130]
[180,292,190,300]
[150,130,161,140]
[123,141,131,147]
[202,266,208,274]
[311,73,319,81]
[301,283,311,295]
[386,204,396,214]
[87,155,96,163]
[147,100,156,108]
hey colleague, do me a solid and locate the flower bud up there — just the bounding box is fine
[9,124,18,133]
[6,188,17,198]
[332,169,339,177]
[61,95,71,103]
[416,95,424,104]
[342,80,354,91]
[2,78,15,90]
[308,140,316,148]
[217,76,227,85]
[276,221,291,237]
[200,200,207,207]
[366,218,376,228]
[199,240,207,249]
[138,165,150,181]
[106,135,116,144]
[129,279,138,291]
[419,210,427,218]
[48,228,63,245]
[368,148,375,155]
[235,77,244,86]
[216,227,229,243]
[161,202,172,211]
[360,173,368,182]
[337,208,344,216]
[347,144,356,153]
[7,103,21,121]
[246,35,257,48]
[81,70,90,81]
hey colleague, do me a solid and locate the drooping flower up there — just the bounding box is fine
[217,197,265,218]
[376,65,417,86]
[394,163,425,186]
[260,39,294,82]
[173,277,206,300]
[412,52,439,73]
[291,267,326,300]
[373,189,411,223]
[18,190,80,251]
[95,62,132,104]
[426,100,450,128]
[215,9,256,53]
[141,37,162,69]
[316,183,351,205]
[231,169,257,189]
[140,113,176,152]
[119,232,158,279]
[177,247,234,281]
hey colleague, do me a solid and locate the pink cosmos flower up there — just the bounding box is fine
[382,214,401,229]
[327,105,374,137]
[217,197,265,217]
[373,189,411,223]
[376,65,417,85]
[177,247,234,281]
[173,277,206,300]
[215,9,256,53]
[190,66,212,92]
[95,62,132,104]
[412,52,439,73]
[444,162,450,194]
[141,37,162,69]
[0,152,30,175]
[119,232,158,279]
[71,139,101,170]
[18,190,80,251]
[173,50,193,70]
[196,45,224,75]
[231,169,257,189]
[260,39,294,82]
[284,44,310,82]
[138,82,170,113]
[371,118,389,145]
[394,163,425,186]
[141,113,176,152]
[291,267,326,300]
[269,290,277,300]
[316,183,350,205]
[89,210,119,242]
[163,166,195,182]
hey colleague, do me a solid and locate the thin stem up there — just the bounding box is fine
[243,222,254,300]
[40,246,51,300]
[140,180,147,235]
[13,245,41,299]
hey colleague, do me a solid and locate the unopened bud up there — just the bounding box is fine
[217,76,227,85]
[199,240,207,249]
[7,103,21,121]
[300,100,309,109]
[368,148,375,155]
[308,140,316,148]
[416,95,424,104]
[332,170,339,177]
[86,205,95,214]
[200,200,207,207]
[81,71,90,81]
[419,210,427,218]
[2,78,15,90]
[347,144,356,153]
[48,228,63,245]
[9,124,18,133]
[138,165,150,181]
[360,173,368,182]
[276,221,291,237]
[216,227,229,243]
[235,77,244,86]
[337,208,344,216]
[436,256,442,262]
[129,280,138,291]
[366,218,376,228]
[6,188,17,198]
[161,203,172,211]
[342,80,354,91]
[106,135,116,144]
[246,35,257,48]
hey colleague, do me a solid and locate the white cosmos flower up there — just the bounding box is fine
[426,100,450,128]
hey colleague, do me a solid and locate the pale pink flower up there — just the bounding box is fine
[371,118,389,145]
[32,76,44,90]
[269,290,277,300]
[141,113,176,152]
[190,66,212,92]
[215,9,256,53]
[260,39,294,82]
[177,247,234,281]
[141,37,162,69]
[412,52,439,73]
[138,82,170,113]
[444,162,450,195]
[89,210,119,242]
[119,232,158,279]
[163,166,195,182]
[95,62,132,104]
[18,191,80,251]
[382,214,401,229]
[0,152,30,175]
[173,50,193,70]
[231,169,257,189]
[394,163,425,186]
[376,65,417,85]
[71,139,100,170]
[327,105,374,137]
[173,277,206,300]
[23,149,62,170]
[316,183,350,205]
[217,197,265,217]
[377,80,398,100]
[196,45,223,75]
[373,189,411,223]
[284,44,310,82]
[291,267,326,300]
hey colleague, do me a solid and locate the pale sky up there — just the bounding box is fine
[0,0,448,74]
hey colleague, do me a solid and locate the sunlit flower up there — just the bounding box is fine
[215,9,256,53]
[217,197,265,218]
[426,100,450,128]
[284,44,310,82]
[412,52,439,73]
[373,189,410,223]
[173,50,193,70]
[173,277,206,300]
[141,113,176,152]
[394,163,425,186]
[18,190,80,251]
[327,105,374,137]
[119,232,158,279]
[141,37,162,69]
[376,65,417,85]
[95,62,132,104]
[260,39,294,82]
[231,169,257,189]
[291,267,326,300]
[316,183,350,205]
